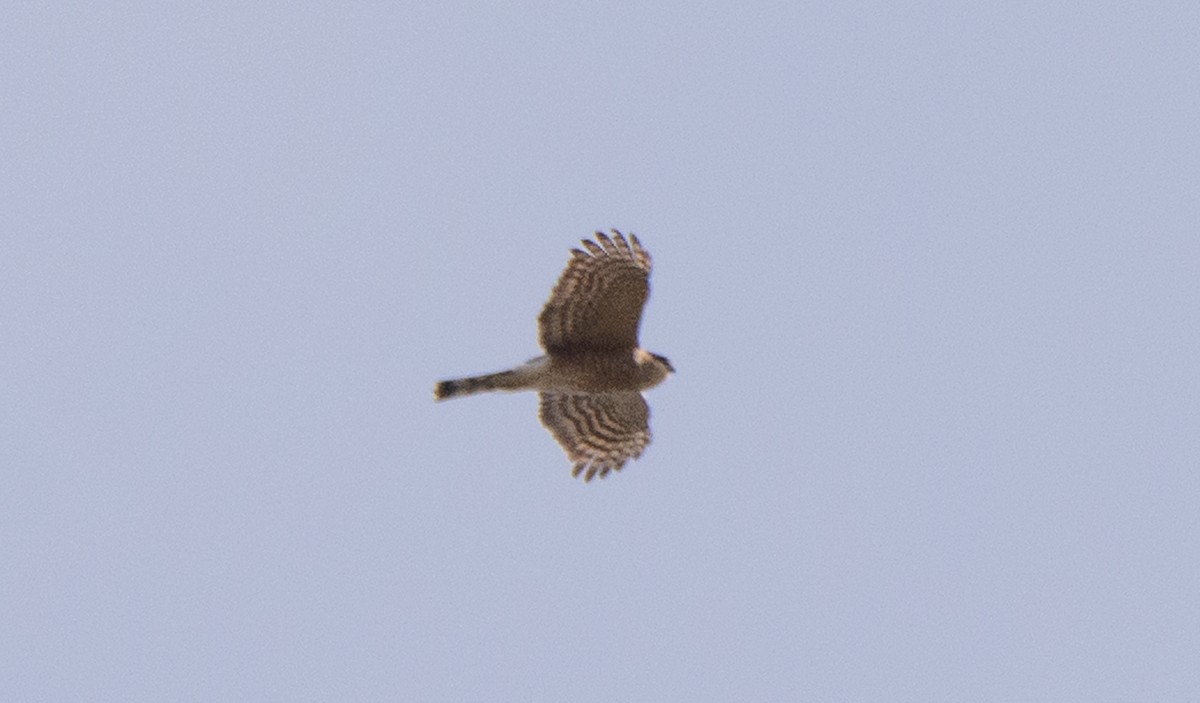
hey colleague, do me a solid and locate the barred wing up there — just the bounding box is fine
[538,391,652,481]
[537,230,652,353]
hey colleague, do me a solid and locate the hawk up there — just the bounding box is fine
[434,230,673,481]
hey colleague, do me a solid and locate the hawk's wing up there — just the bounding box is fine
[537,231,651,353]
[538,392,652,481]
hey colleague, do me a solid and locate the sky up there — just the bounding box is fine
[3,2,1199,701]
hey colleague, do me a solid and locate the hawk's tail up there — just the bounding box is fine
[433,371,521,401]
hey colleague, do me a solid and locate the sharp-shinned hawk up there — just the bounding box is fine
[434,230,673,481]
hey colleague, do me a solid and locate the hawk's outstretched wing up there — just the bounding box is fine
[537,230,652,354]
[538,391,652,481]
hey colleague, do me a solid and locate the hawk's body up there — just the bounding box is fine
[434,231,672,481]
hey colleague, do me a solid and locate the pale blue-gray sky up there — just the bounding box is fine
[4,2,1199,700]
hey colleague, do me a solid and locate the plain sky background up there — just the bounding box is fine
[3,2,1198,701]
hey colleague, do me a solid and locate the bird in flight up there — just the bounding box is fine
[434,230,673,481]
